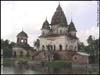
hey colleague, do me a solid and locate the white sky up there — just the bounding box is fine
[1,1,99,47]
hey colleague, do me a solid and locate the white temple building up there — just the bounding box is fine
[38,3,79,51]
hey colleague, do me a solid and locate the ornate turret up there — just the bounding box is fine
[41,18,50,36]
[41,18,50,30]
[68,20,77,36]
[68,20,77,32]
[51,3,68,26]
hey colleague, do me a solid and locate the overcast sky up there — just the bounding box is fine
[1,1,99,47]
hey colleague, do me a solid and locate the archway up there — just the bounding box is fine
[42,45,45,50]
[13,51,16,58]
[54,45,56,51]
[66,45,67,50]
[20,51,23,57]
[59,44,62,50]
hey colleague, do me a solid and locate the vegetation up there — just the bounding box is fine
[46,60,72,68]
[16,57,32,62]
[34,39,40,51]
[78,35,99,63]
[1,39,16,58]
[79,35,99,54]
[3,58,14,66]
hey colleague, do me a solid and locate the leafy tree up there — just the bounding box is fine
[78,42,86,52]
[1,39,16,58]
[86,35,94,55]
[87,35,93,45]
[86,35,99,63]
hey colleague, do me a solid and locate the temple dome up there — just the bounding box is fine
[68,20,77,32]
[51,4,67,26]
[41,18,50,30]
[17,30,28,38]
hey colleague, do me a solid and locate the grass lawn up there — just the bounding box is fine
[46,60,72,68]
[3,58,14,66]
[16,57,32,62]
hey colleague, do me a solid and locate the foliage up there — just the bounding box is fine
[79,35,99,54]
[87,35,93,45]
[79,35,99,64]
[16,57,32,62]
[1,39,16,58]
[46,60,72,68]
[34,39,40,50]
[3,58,14,66]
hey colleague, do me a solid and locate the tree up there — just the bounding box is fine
[9,42,16,48]
[86,35,99,63]
[34,39,40,51]
[86,35,94,55]
[87,35,93,45]
[1,39,16,58]
[78,42,86,52]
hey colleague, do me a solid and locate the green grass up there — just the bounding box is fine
[16,57,32,62]
[3,58,14,66]
[46,60,72,68]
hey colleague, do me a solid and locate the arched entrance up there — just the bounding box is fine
[54,45,56,51]
[13,51,16,58]
[42,45,45,50]
[59,44,62,50]
[20,51,23,57]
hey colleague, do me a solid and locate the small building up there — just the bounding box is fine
[12,30,34,58]
[72,52,90,64]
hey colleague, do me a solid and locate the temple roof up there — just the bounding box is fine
[39,33,78,39]
[41,18,50,30]
[68,20,77,32]
[17,30,28,38]
[51,3,67,26]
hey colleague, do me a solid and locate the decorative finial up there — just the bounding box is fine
[71,12,73,23]
[71,16,72,22]
[58,1,60,6]
[45,16,48,22]
[46,16,47,20]
[22,28,23,31]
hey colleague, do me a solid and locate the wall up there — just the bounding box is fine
[12,47,33,57]
[39,35,78,51]
[39,36,67,51]
[72,54,89,64]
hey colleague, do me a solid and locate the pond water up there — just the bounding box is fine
[2,65,40,74]
[1,58,99,74]
[2,64,97,74]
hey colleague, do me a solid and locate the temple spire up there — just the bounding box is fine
[22,28,23,31]
[58,1,60,6]
[70,12,73,22]
[51,2,67,25]
[71,16,73,23]
[45,16,47,21]
[41,17,50,30]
